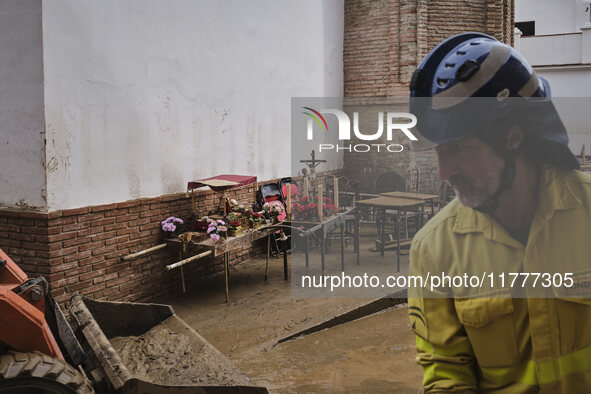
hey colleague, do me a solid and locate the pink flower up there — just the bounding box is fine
[207,226,216,234]
[210,233,220,242]
[217,219,225,224]
[162,222,176,232]
[217,225,227,232]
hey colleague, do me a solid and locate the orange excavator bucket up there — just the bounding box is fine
[0,248,63,359]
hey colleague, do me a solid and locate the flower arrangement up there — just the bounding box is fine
[263,201,286,222]
[191,216,211,232]
[292,196,337,220]
[291,198,317,221]
[249,211,264,228]
[227,219,243,237]
[206,218,227,242]
[229,198,247,213]
[161,216,185,237]
[321,196,338,217]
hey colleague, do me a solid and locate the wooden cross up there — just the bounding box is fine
[299,150,326,175]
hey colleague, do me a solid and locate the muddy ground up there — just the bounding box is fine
[153,226,423,393]
[110,316,253,387]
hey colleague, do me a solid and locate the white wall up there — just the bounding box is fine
[536,67,591,96]
[42,0,344,210]
[538,72,591,153]
[0,0,47,209]
[516,0,591,154]
[516,0,589,35]
[519,33,582,65]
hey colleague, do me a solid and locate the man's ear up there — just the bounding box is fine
[506,125,525,150]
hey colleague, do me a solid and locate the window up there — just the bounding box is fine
[515,21,535,36]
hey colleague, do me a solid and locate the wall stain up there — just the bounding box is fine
[47,157,59,173]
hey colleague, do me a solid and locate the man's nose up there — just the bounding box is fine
[437,153,459,181]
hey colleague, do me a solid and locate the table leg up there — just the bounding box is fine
[283,240,288,280]
[305,233,309,268]
[396,211,401,272]
[380,208,385,257]
[340,223,345,272]
[321,233,325,277]
[265,235,270,281]
[224,252,229,302]
[355,208,360,265]
[179,251,186,295]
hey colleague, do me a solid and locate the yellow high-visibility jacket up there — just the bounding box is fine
[409,166,591,393]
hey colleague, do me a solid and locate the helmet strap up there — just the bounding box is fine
[473,138,523,214]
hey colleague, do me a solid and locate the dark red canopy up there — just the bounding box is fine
[187,174,257,192]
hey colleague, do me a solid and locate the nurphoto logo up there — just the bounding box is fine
[302,107,418,153]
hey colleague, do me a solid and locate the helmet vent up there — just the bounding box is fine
[470,41,481,45]
[437,78,449,87]
[457,50,467,55]
[445,63,455,69]
[456,59,480,82]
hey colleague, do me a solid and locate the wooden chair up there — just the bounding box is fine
[404,166,420,194]
[326,176,357,249]
[429,163,441,195]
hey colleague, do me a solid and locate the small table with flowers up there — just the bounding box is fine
[165,223,283,302]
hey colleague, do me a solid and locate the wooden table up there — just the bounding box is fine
[380,191,439,218]
[355,196,425,271]
[291,207,359,276]
[166,224,281,302]
[380,191,439,201]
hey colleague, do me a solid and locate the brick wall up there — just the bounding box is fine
[0,183,264,309]
[343,0,514,193]
[341,99,437,194]
[344,0,514,98]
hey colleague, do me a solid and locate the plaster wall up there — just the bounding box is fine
[516,0,589,35]
[0,0,46,209]
[519,33,582,65]
[537,73,591,154]
[42,0,344,210]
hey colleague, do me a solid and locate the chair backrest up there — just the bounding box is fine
[429,163,441,195]
[404,166,420,193]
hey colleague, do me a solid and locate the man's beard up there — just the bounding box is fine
[448,175,499,209]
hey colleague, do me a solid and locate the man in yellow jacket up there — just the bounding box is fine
[408,33,591,392]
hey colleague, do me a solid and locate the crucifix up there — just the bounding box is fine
[299,150,326,198]
[299,150,326,177]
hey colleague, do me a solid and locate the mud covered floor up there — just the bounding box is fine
[153,227,423,392]
[110,316,252,386]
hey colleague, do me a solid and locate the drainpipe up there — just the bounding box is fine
[582,2,591,64]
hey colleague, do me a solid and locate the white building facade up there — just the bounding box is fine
[515,0,591,153]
